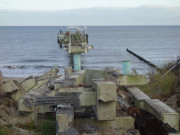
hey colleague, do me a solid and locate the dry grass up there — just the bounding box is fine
[138,62,178,98]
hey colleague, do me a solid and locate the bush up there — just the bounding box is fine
[138,63,177,98]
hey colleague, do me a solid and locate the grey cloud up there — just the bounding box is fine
[0,6,180,26]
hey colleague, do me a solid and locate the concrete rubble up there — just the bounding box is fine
[1,68,59,103]
[0,66,179,135]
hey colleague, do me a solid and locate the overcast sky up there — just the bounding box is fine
[0,0,180,26]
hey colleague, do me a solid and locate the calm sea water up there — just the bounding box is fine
[0,26,180,77]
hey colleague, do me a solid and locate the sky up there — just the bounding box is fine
[0,0,180,25]
[0,0,180,11]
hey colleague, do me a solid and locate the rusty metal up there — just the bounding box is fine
[127,106,177,135]
[117,96,178,135]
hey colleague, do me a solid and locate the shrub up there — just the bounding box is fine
[139,63,177,98]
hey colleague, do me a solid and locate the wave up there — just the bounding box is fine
[3,65,62,69]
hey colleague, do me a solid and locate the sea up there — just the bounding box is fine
[0,26,180,77]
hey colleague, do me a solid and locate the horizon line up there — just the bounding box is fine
[0,25,180,27]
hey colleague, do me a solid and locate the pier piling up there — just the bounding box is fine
[73,54,81,71]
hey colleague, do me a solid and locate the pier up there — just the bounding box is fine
[57,27,93,71]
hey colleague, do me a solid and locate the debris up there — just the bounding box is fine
[2,80,22,93]
[21,77,37,92]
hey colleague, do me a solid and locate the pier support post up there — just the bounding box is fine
[73,54,81,71]
[122,61,131,75]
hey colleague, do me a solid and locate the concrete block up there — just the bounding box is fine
[68,70,85,85]
[79,91,96,106]
[2,80,21,93]
[96,101,116,121]
[118,75,149,86]
[56,105,74,133]
[85,69,106,86]
[126,86,150,108]
[91,78,106,90]
[21,78,37,92]
[144,99,179,131]
[94,81,117,120]
[95,81,117,102]
[0,71,3,85]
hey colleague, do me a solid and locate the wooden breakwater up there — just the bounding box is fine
[127,48,161,70]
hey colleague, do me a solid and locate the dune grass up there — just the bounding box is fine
[138,62,179,98]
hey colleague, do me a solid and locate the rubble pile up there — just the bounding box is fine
[0,68,59,103]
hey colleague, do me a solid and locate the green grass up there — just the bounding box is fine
[138,63,178,98]
[0,125,9,135]
[37,120,56,135]
[17,114,56,135]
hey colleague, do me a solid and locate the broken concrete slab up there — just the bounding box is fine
[105,66,149,86]
[143,99,179,131]
[126,86,150,108]
[2,80,22,93]
[67,70,86,86]
[21,78,37,92]
[118,75,149,86]
[85,69,106,86]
